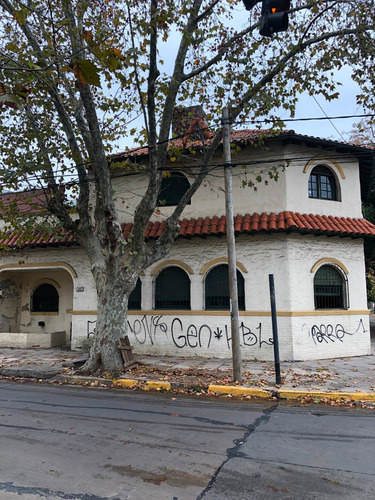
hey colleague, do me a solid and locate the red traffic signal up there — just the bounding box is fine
[260,0,291,37]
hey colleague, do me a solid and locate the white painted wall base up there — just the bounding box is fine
[72,312,372,361]
[292,314,371,360]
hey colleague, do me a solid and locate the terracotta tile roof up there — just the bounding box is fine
[0,227,76,248]
[111,129,271,160]
[0,189,48,216]
[2,212,375,249]
[126,212,375,240]
[110,128,375,161]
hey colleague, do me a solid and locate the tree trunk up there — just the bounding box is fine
[83,263,135,374]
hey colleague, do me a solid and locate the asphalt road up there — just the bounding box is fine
[0,381,374,500]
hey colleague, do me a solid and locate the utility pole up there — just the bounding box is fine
[222,107,242,383]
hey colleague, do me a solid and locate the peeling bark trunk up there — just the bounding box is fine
[83,262,136,373]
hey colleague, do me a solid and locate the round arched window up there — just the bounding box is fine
[308,165,337,200]
[314,265,346,309]
[157,172,190,206]
[205,264,245,310]
[31,283,59,312]
[155,266,190,309]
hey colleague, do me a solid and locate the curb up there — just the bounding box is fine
[113,378,375,403]
[207,384,270,398]
[277,389,375,402]
[0,367,60,379]
[2,370,375,403]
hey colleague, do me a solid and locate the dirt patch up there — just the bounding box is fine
[104,463,210,487]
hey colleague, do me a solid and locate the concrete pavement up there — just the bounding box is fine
[0,340,375,403]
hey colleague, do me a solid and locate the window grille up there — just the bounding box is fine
[157,172,191,206]
[205,264,245,310]
[128,278,142,310]
[308,165,337,201]
[314,265,346,309]
[31,283,59,312]
[155,266,191,309]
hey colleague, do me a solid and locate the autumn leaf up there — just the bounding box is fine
[73,59,101,87]
[13,7,27,25]
[0,92,23,110]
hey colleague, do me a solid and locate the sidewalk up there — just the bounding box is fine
[0,342,374,404]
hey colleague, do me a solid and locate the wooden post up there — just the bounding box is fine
[222,107,242,383]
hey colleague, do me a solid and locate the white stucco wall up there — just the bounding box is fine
[0,230,370,360]
[117,233,369,361]
[68,232,369,360]
[111,142,363,221]
[111,145,289,220]
[292,314,370,360]
[283,144,363,218]
[0,272,22,332]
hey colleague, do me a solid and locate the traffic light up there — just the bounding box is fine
[260,0,291,37]
[242,0,259,10]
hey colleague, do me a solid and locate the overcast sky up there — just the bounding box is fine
[119,7,366,151]
[282,67,364,142]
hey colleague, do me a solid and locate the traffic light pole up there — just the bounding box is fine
[222,107,242,383]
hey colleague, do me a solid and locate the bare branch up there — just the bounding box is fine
[127,1,149,136]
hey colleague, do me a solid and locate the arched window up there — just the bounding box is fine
[128,278,142,310]
[155,266,190,309]
[308,166,337,200]
[31,283,59,312]
[157,172,190,206]
[314,265,347,309]
[205,264,245,310]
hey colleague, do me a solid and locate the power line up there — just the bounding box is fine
[109,113,375,159]
[1,149,373,196]
[239,113,375,125]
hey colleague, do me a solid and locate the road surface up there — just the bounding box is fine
[0,381,374,499]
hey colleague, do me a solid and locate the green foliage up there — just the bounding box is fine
[0,0,374,252]
[363,204,375,224]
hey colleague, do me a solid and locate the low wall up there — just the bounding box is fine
[0,331,66,348]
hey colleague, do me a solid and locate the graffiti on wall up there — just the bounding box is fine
[303,319,367,345]
[125,315,273,350]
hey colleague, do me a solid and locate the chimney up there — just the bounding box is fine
[172,105,213,142]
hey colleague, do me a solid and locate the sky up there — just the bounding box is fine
[232,5,366,143]
[119,68,363,151]
[117,5,367,151]
[282,67,364,142]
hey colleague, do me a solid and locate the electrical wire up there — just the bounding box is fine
[311,95,348,143]
[1,148,373,199]
[1,111,374,199]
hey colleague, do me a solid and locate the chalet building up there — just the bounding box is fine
[0,126,374,361]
